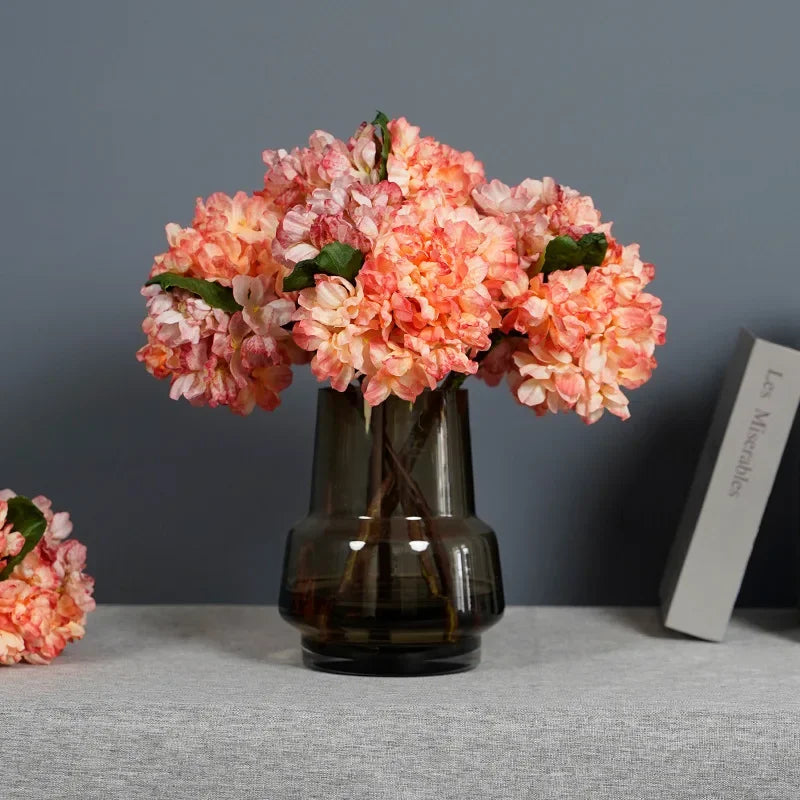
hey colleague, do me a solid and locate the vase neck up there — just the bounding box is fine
[309,388,476,518]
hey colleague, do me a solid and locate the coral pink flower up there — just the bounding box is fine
[292,276,379,391]
[151,192,284,287]
[0,491,95,666]
[227,310,296,413]
[292,198,522,404]
[273,179,403,267]
[0,628,24,665]
[473,177,611,272]
[387,118,485,206]
[476,336,525,387]
[498,241,666,423]
[137,279,300,415]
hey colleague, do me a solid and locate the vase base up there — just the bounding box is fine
[301,635,481,676]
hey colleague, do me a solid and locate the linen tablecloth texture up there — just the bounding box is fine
[2,606,799,799]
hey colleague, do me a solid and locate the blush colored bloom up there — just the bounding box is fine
[387,117,485,206]
[292,276,382,392]
[232,274,295,340]
[473,177,611,272]
[0,491,95,666]
[0,628,24,665]
[499,240,666,423]
[261,126,381,212]
[151,192,284,287]
[137,281,299,415]
[292,198,522,404]
[272,179,403,268]
[0,500,25,574]
[476,336,525,387]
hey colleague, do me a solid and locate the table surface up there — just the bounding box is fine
[4,606,800,799]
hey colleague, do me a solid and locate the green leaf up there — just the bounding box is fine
[540,235,581,274]
[0,496,47,581]
[315,241,365,279]
[282,261,318,292]
[283,242,366,292]
[576,233,608,268]
[372,110,391,181]
[539,232,608,279]
[145,272,242,314]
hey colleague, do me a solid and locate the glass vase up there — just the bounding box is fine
[279,386,504,676]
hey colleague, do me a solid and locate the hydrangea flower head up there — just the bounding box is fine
[292,195,523,405]
[0,492,95,666]
[387,118,485,206]
[152,192,283,287]
[502,240,666,422]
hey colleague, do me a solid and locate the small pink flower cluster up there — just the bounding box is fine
[0,491,95,665]
[138,115,666,422]
[153,191,284,284]
[138,276,302,415]
[473,177,611,271]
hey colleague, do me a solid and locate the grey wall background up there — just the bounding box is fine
[1,1,798,605]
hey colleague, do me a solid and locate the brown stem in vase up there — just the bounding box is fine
[317,352,497,637]
[340,432,459,642]
[383,437,459,641]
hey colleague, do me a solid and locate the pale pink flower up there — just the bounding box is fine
[348,122,381,181]
[139,187,303,415]
[137,284,296,415]
[228,312,295,412]
[232,275,294,340]
[471,178,546,217]
[0,628,24,665]
[473,177,611,272]
[0,500,25,574]
[387,117,485,206]
[272,180,403,267]
[0,492,95,666]
[261,126,380,212]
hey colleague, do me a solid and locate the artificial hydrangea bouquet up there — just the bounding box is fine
[0,492,95,665]
[136,112,666,675]
[137,113,665,421]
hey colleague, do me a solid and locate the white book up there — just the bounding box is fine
[661,329,800,641]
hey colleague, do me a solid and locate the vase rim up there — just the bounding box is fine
[318,385,467,399]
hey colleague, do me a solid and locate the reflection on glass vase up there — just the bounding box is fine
[279,386,504,676]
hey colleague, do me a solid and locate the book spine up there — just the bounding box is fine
[662,331,800,641]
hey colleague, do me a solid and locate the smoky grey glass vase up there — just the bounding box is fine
[279,386,504,676]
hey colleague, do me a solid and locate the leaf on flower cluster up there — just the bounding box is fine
[539,233,608,279]
[283,241,366,292]
[372,110,391,181]
[0,496,47,581]
[145,273,242,313]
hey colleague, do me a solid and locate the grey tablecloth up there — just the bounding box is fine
[2,606,799,799]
